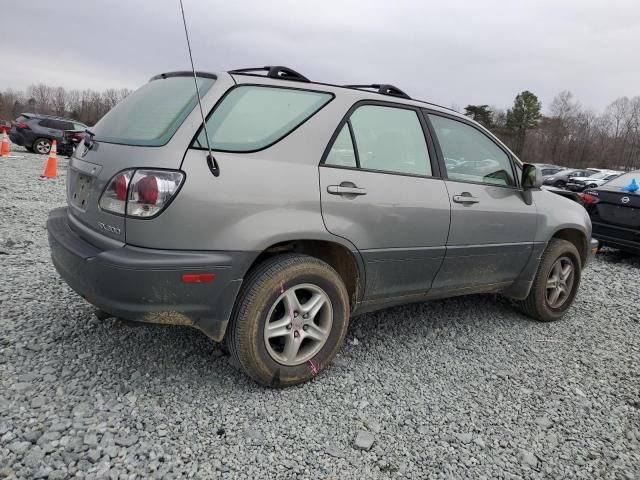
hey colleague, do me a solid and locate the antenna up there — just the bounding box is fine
[178,0,219,176]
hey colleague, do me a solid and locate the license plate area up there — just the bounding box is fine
[70,172,93,211]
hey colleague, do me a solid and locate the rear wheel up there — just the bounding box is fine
[518,239,581,321]
[554,180,567,189]
[227,254,350,386]
[33,138,52,155]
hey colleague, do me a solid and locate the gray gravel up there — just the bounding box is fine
[1,147,640,479]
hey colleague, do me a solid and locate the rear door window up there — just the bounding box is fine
[194,86,332,152]
[93,76,216,146]
[325,104,432,176]
[428,114,515,187]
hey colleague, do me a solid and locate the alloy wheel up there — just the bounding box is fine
[35,140,51,154]
[263,283,333,366]
[545,256,575,309]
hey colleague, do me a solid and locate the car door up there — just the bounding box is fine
[39,119,59,138]
[319,102,450,300]
[426,112,538,292]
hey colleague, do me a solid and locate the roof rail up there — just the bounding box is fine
[344,84,411,100]
[229,66,310,83]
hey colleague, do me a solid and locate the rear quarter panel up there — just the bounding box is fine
[125,83,359,253]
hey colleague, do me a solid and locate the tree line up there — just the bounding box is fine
[0,84,132,126]
[464,91,640,171]
[1,82,638,171]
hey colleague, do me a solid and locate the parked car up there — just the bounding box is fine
[542,168,596,188]
[542,185,586,206]
[59,129,87,158]
[535,163,564,177]
[567,171,622,192]
[582,170,640,254]
[47,66,597,386]
[9,113,87,155]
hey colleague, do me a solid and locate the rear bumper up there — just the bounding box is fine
[47,207,253,341]
[592,221,640,254]
[566,183,585,192]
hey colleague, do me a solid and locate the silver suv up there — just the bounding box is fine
[47,66,597,386]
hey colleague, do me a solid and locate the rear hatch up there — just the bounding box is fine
[588,172,640,228]
[66,72,233,246]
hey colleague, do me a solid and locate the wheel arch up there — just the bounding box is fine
[244,239,365,309]
[550,228,588,266]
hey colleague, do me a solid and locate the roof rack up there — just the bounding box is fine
[344,84,411,100]
[229,66,310,83]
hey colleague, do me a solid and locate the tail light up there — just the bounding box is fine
[579,193,599,205]
[17,122,30,130]
[99,169,184,218]
[99,172,132,215]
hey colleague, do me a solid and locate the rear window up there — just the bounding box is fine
[605,171,640,188]
[92,76,215,146]
[193,85,332,152]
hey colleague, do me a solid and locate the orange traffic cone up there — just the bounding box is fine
[41,140,58,178]
[0,129,10,157]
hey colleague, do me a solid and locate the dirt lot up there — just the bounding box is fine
[1,147,639,479]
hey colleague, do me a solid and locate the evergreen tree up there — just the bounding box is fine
[464,104,493,128]
[506,91,541,155]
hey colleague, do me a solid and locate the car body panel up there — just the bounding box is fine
[319,165,450,299]
[432,181,538,289]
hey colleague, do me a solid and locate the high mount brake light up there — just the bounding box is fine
[99,169,184,218]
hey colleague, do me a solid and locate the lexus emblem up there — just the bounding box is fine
[621,196,630,204]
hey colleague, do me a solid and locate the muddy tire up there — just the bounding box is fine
[518,239,581,322]
[227,254,350,387]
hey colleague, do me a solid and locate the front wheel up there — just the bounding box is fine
[227,254,350,386]
[554,180,567,189]
[517,239,582,321]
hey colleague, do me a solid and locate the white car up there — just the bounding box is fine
[566,171,622,191]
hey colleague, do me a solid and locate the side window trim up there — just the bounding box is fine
[320,99,442,179]
[346,120,361,169]
[189,83,335,154]
[423,109,521,189]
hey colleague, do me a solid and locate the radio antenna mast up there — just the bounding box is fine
[178,0,219,176]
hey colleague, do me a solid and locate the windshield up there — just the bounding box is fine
[93,76,215,146]
[605,171,640,188]
[589,172,611,180]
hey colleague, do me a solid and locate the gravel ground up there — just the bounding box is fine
[1,146,639,479]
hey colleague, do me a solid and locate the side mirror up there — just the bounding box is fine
[522,163,543,189]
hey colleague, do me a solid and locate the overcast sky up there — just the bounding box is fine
[4,0,640,113]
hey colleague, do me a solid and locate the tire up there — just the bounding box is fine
[517,239,581,322]
[32,138,52,155]
[227,254,350,387]
[554,180,566,189]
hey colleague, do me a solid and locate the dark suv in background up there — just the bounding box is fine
[9,113,87,155]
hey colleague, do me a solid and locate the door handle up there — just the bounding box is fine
[452,193,480,204]
[327,184,367,196]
